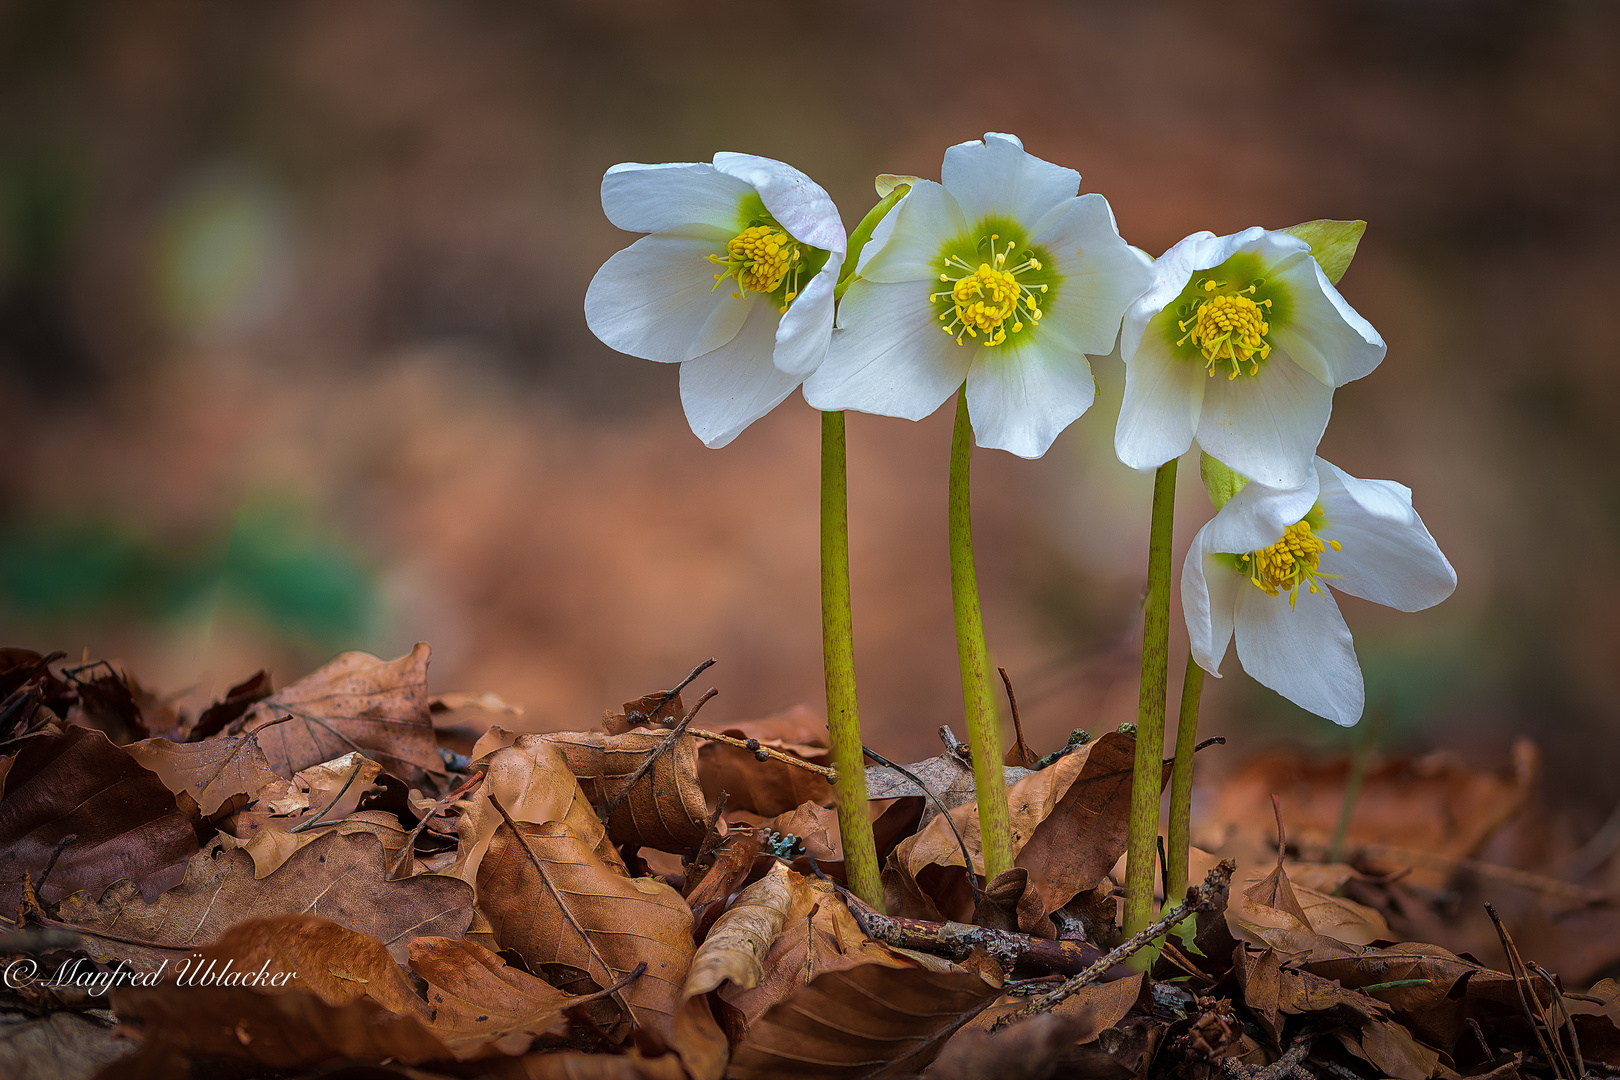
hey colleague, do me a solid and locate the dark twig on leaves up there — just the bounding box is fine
[36,833,77,894]
[1195,736,1226,752]
[938,724,971,764]
[289,758,369,833]
[998,666,1036,767]
[631,658,716,726]
[994,858,1236,1030]
[687,727,837,781]
[387,770,486,878]
[862,743,983,908]
[1486,901,1572,1080]
[838,887,1098,975]
[1530,961,1586,1080]
[598,687,716,826]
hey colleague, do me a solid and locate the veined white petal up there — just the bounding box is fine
[1029,193,1153,357]
[584,228,750,362]
[1315,459,1456,611]
[1120,231,1218,361]
[802,278,970,420]
[858,181,968,284]
[713,152,846,258]
[964,337,1094,459]
[1196,354,1332,489]
[1269,257,1385,387]
[1234,583,1364,726]
[941,133,1078,229]
[1114,336,1204,471]
[855,196,904,275]
[601,162,752,235]
[1198,470,1322,556]
[679,301,801,448]
[771,260,838,377]
[1183,525,1242,677]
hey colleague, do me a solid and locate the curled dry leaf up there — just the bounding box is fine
[542,729,711,855]
[685,861,795,998]
[696,706,833,816]
[409,936,580,1058]
[885,732,1144,923]
[727,962,1000,1080]
[0,724,196,909]
[56,830,474,970]
[223,808,413,879]
[1226,856,1389,959]
[934,974,1144,1080]
[478,817,696,1044]
[125,733,283,817]
[190,669,273,740]
[231,642,448,794]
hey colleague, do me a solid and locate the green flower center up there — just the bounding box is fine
[1163,252,1291,378]
[930,221,1057,348]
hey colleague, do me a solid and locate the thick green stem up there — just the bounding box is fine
[1165,650,1205,902]
[948,392,1015,880]
[821,409,885,910]
[1125,458,1178,937]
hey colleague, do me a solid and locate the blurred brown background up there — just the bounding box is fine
[1,0,1615,821]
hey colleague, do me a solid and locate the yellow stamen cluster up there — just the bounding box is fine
[710,225,803,312]
[1179,279,1272,379]
[1241,519,1342,607]
[932,235,1046,346]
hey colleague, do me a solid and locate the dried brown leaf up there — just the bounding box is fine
[685,861,795,997]
[410,936,578,1058]
[0,724,196,909]
[125,733,284,817]
[727,962,999,1079]
[0,1012,134,1080]
[865,752,1029,829]
[56,830,473,969]
[190,669,273,740]
[478,818,695,1044]
[223,808,413,878]
[231,642,448,793]
[539,729,710,854]
[696,706,833,816]
[934,975,1144,1080]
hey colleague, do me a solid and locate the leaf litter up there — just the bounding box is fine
[0,645,1616,1080]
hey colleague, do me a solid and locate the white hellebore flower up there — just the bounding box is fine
[1115,228,1385,488]
[584,153,846,448]
[1183,457,1456,726]
[803,133,1151,459]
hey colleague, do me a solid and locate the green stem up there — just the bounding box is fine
[948,391,1015,880]
[821,409,884,910]
[1329,702,1387,864]
[1125,458,1178,938]
[1165,649,1205,902]
[835,184,908,301]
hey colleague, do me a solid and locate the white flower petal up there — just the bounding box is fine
[1183,526,1243,677]
[1121,229,1266,362]
[1029,193,1154,357]
[712,152,846,257]
[858,181,968,284]
[1196,354,1332,488]
[601,162,752,235]
[802,278,970,420]
[855,196,904,275]
[941,133,1078,229]
[964,337,1094,459]
[1315,459,1456,611]
[1269,257,1385,387]
[1198,470,1322,556]
[584,229,750,362]
[678,301,801,448]
[1114,336,1204,471]
[771,261,838,377]
[1234,583,1365,726]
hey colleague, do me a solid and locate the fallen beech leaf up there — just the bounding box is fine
[191,669,273,740]
[685,862,795,997]
[683,830,764,937]
[727,962,999,1079]
[56,831,473,969]
[696,706,833,816]
[1234,944,1387,1042]
[125,733,283,817]
[410,936,578,1058]
[768,801,842,865]
[447,736,623,890]
[0,724,196,909]
[933,975,1144,1080]
[1305,942,1519,1014]
[222,808,413,879]
[478,817,696,1044]
[231,643,448,794]
[1350,1019,1443,1080]
[972,867,1055,938]
[717,871,926,1030]
[482,1050,691,1080]
[885,732,1145,922]
[539,729,710,854]
[1226,860,1387,958]
[67,666,149,744]
[865,751,1029,829]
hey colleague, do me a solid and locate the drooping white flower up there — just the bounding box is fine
[1115,228,1385,488]
[1183,457,1455,725]
[802,133,1151,459]
[584,153,846,448]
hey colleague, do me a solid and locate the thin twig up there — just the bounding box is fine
[598,687,716,826]
[838,887,1098,975]
[938,725,971,764]
[993,858,1235,1030]
[1485,901,1568,1078]
[289,759,368,833]
[36,834,77,894]
[862,743,983,908]
[1530,961,1585,1080]
[998,667,1035,767]
[687,728,837,781]
[387,770,486,878]
[633,658,716,726]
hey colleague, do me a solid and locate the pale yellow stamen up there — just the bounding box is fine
[1177,279,1273,379]
[931,234,1046,346]
[709,225,803,311]
[1240,519,1342,607]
